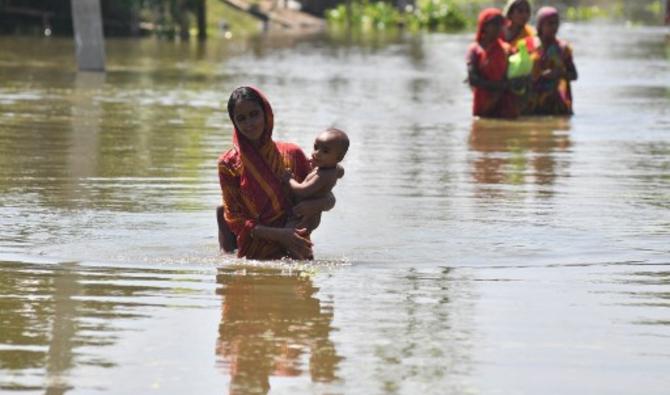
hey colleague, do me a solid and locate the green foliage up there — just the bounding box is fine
[326,0,468,32]
[565,5,608,21]
[412,0,467,31]
[208,0,261,37]
[327,2,399,30]
[644,0,665,17]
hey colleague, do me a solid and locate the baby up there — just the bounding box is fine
[284,128,349,232]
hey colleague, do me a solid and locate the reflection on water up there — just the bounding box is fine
[0,260,209,392]
[215,265,340,394]
[616,268,670,327]
[363,266,476,394]
[1,262,109,392]
[469,118,572,195]
[0,22,668,394]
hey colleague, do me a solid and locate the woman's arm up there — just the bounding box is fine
[564,46,578,81]
[253,225,313,259]
[468,64,508,91]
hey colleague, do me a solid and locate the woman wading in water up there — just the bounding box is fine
[217,86,335,260]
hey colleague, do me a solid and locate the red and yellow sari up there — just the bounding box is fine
[218,87,311,259]
[466,8,518,118]
[530,7,576,115]
[502,23,536,50]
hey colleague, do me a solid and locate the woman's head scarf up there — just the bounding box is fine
[227,86,292,226]
[536,6,559,38]
[476,8,504,43]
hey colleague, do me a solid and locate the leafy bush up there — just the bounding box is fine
[327,0,468,32]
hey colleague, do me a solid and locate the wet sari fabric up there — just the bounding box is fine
[466,8,518,118]
[530,7,576,115]
[503,24,536,51]
[218,87,311,259]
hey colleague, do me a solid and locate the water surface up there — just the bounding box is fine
[1,24,669,394]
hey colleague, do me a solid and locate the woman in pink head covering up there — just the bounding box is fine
[465,8,520,118]
[529,6,578,115]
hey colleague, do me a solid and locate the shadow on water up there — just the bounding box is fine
[215,265,341,394]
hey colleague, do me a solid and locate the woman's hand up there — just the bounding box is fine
[541,67,564,80]
[469,68,509,91]
[281,168,294,184]
[508,76,529,91]
[254,225,313,260]
[276,227,313,259]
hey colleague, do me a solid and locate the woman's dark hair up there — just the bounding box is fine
[227,87,264,119]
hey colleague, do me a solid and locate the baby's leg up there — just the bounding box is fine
[297,212,322,233]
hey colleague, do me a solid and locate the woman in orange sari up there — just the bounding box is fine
[217,86,334,260]
[466,8,519,118]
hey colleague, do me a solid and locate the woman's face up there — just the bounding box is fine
[482,17,503,41]
[540,15,560,39]
[509,2,530,27]
[233,100,265,142]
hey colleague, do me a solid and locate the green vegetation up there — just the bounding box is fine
[564,1,666,23]
[130,0,264,38]
[326,0,471,32]
[565,5,611,21]
[0,0,667,37]
[326,0,669,33]
[207,0,263,37]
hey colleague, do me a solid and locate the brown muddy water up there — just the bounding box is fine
[1,24,669,394]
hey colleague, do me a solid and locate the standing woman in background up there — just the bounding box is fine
[502,0,537,114]
[466,8,519,118]
[529,7,578,115]
[502,0,536,49]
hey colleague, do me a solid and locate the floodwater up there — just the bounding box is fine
[0,23,669,394]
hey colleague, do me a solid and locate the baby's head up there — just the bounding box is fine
[311,128,349,169]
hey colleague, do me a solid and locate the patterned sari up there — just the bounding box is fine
[503,23,536,50]
[218,87,311,259]
[466,8,518,118]
[530,7,576,115]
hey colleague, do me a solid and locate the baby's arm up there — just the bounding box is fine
[289,169,338,199]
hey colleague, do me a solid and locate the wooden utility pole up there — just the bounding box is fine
[666,0,670,24]
[70,0,105,71]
